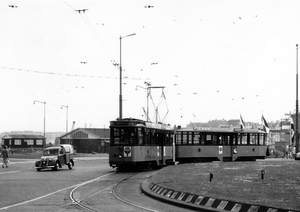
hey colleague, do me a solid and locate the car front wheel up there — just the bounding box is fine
[52,162,59,171]
[68,162,73,169]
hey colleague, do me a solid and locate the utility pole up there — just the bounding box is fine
[296,44,299,154]
[119,33,136,119]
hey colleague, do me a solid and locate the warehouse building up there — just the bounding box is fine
[59,128,110,153]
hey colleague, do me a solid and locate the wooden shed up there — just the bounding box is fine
[2,134,45,148]
[59,128,110,153]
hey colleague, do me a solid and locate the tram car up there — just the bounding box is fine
[109,118,174,170]
[175,127,267,163]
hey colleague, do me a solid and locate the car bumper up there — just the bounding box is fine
[35,161,56,169]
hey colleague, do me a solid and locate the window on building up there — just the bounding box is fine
[25,140,34,145]
[36,140,43,145]
[15,139,21,145]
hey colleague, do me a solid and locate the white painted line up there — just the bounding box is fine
[0,170,20,175]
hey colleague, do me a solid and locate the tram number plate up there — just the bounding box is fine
[124,146,132,157]
[218,146,223,154]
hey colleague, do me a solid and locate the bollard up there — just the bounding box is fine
[209,173,213,182]
[261,170,265,180]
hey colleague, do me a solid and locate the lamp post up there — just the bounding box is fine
[61,105,68,138]
[34,100,46,149]
[119,33,136,119]
[296,44,299,154]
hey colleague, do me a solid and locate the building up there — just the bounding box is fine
[59,128,110,153]
[2,134,45,148]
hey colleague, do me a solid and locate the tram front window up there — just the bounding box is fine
[113,127,137,145]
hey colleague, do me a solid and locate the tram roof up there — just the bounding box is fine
[110,118,173,130]
[176,127,266,134]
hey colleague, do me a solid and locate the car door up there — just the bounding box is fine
[58,147,66,165]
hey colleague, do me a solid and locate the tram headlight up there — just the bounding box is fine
[118,154,123,159]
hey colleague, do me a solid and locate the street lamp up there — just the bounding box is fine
[119,33,136,119]
[296,44,299,154]
[33,100,46,149]
[61,105,68,137]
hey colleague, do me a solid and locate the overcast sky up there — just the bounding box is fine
[0,0,299,132]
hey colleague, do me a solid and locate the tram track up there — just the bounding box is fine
[70,171,160,212]
[112,173,159,212]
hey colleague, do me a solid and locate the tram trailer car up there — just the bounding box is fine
[175,127,267,163]
[109,118,174,170]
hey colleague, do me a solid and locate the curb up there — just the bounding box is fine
[141,179,297,212]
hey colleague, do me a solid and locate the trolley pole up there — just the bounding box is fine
[296,44,299,154]
[173,125,176,164]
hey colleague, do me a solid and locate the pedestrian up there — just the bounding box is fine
[266,146,270,157]
[293,146,296,159]
[288,145,292,159]
[0,146,9,168]
[283,145,289,158]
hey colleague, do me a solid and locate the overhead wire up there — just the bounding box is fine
[64,1,119,68]
[0,66,148,80]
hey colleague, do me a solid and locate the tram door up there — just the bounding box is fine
[231,134,238,161]
[158,132,164,165]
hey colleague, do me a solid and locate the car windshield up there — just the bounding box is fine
[43,149,59,156]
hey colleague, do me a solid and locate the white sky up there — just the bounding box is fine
[0,0,299,132]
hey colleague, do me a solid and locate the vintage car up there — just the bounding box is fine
[35,144,75,171]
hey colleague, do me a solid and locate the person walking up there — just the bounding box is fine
[266,146,270,157]
[1,146,9,168]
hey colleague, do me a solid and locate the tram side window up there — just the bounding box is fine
[206,134,213,145]
[240,133,247,145]
[199,133,205,145]
[232,135,237,145]
[176,132,182,145]
[229,135,235,145]
[182,132,188,145]
[217,135,224,145]
[259,134,265,145]
[193,132,199,145]
[144,128,150,145]
[250,134,257,145]
[188,132,192,144]
[212,135,218,145]
[191,132,204,145]
[220,135,229,145]
[152,130,158,145]
[238,134,242,145]
[112,128,120,144]
[166,132,171,145]
[138,128,144,145]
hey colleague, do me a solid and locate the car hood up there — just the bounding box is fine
[40,156,57,161]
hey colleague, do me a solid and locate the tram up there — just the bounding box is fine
[175,127,267,162]
[109,118,174,170]
[109,118,267,170]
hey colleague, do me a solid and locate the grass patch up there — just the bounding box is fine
[152,159,300,211]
